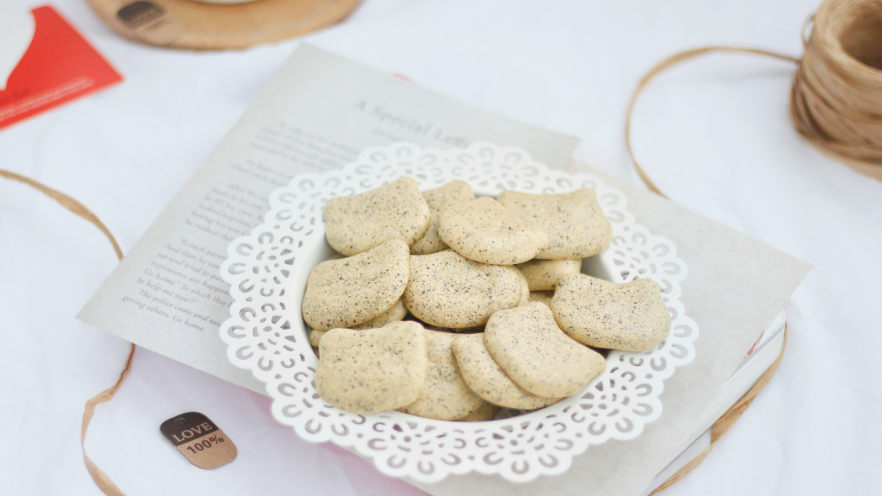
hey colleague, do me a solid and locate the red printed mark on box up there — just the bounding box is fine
[0,6,122,130]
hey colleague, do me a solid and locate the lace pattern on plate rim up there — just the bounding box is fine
[219,142,698,483]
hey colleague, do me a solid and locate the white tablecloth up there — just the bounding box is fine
[2,0,879,494]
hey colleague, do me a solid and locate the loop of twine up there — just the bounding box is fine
[0,169,132,496]
[627,0,882,194]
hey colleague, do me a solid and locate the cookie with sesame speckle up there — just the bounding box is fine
[308,299,407,350]
[518,271,530,305]
[316,321,428,414]
[302,239,409,330]
[308,329,326,349]
[351,299,407,329]
[527,291,554,307]
[411,181,475,255]
[551,274,670,351]
[517,259,582,291]
[484,302,606,398]
[399,329,486,420]
[453,333,561,410]
[325,177,430,255]
[498,189,611,259]
[403,250,526,329]
[438,197,548,265]
[459,400,499,421]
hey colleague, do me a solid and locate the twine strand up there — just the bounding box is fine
[0,169,133,496]
[627,0,882,193]
[625,46,800,199]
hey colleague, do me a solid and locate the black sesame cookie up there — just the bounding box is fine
[302,239,409,330]
[516,259,582,291]
[497,189,611,259]
[411,181,475,255]
[403,250,526,329]
[315,321,429,414]
[438,197,548,265]
[399,329,487,420]
[484,302,606,398]
[324,177,430,255]
[551,274,670,351]
[453,333,560,410]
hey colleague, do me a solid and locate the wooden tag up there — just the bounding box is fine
[160,412,237,469]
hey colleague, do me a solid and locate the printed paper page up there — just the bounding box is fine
[78,43,579,392]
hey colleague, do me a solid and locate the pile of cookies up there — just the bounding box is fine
[302,177,670,420]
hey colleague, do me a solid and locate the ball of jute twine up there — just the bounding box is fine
[794,0,882,178]
[628,0,882,194]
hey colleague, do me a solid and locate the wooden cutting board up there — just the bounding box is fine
[86,0,361,50]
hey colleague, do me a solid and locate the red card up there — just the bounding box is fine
[0,6,122,130]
